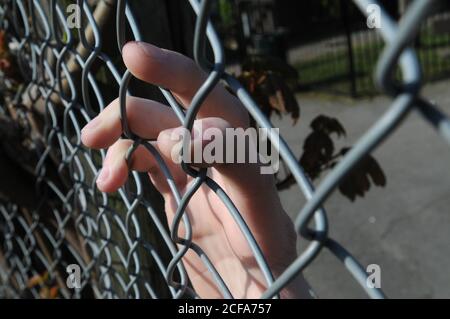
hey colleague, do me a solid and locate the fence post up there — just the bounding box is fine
[340,0,357,97]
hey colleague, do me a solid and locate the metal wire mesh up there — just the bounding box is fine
[0,0,449,299]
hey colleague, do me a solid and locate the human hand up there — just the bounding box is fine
[81,41,310,298]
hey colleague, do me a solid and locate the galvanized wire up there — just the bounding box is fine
[0,0,448,299]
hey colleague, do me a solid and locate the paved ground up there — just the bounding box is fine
[272,79,450,298]
[286,29,379,65]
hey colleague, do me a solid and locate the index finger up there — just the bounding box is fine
[122,41,249,127]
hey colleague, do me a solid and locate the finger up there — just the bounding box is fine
[156,116,272,200]
[81,96,179,149]
[157,117,283,218]
[96,140,148,193]
[157,117,231,169]
[96,139,186,193]
[122,41,249,127]
[156,118,292,262]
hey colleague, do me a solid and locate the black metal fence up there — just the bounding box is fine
[292,2,450,96]
[221,0,450,96]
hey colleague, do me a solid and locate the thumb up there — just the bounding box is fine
[156,117,282,210]
[156,117,231,169]
[157,118,294,261]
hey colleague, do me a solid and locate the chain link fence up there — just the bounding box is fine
[0,0,449,299]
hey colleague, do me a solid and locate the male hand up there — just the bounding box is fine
[81,41,310,298]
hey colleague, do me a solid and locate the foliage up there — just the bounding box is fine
[0,30,21,86]
[218,0,234,28]
[237,55,300,125]
[338,148,386,201]
[27,272,59,299]
[236,55,387,201]
[300,115,346,180]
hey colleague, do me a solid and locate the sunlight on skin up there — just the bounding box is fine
[81,41,311,299]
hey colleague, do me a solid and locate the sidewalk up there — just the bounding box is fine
[273,80,450,298]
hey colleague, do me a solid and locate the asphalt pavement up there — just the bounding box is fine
[273,79,450,298]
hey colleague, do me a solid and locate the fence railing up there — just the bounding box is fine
[287,2,450,96]
[0,0,449,299]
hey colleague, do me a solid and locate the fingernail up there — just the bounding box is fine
[82,116,101,133]
[136,41,160,58]
[96,167,110,188]
[158,128,172,141]
[159,127,184,142]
